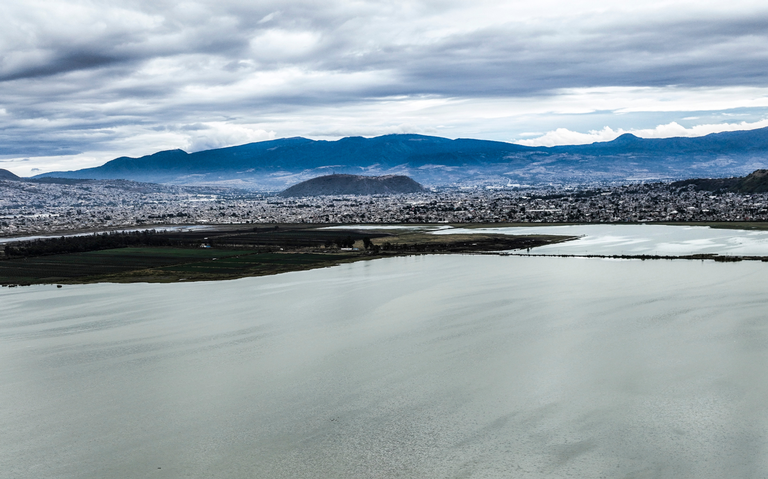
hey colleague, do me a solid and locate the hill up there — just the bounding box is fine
[34,129,768,189]
[671,169,768,193]
[279,174,425,197]
[0,169,20,181]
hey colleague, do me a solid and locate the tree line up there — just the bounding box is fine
[3,230,192,258]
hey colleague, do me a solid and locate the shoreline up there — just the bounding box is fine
[4,221,768,287]
[0,229,576,286]
[5,248,766,289]
[498,252,767,262]
[3,220,768,243]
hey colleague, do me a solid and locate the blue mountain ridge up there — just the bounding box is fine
[35,129,768,189]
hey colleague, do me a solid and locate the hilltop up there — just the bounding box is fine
[279,174,425,197]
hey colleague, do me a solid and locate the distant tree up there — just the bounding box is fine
[362,237,373,250]
[2,230,187,258]
[332,236,355,248]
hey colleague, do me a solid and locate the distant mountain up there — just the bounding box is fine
[34,129,768,189]
[0,169,20,181]
[279,174,425,197]
[671,169,768,193]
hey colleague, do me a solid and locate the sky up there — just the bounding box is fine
[2,0,768,176]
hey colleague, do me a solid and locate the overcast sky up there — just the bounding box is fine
[2,0,768,175]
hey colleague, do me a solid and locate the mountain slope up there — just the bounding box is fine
[671,169,768,193]
[0,168,20,181]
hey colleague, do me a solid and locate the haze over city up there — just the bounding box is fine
[2,0,768,177]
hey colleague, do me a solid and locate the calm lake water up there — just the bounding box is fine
[2,253,768,478]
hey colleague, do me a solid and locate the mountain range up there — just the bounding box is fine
[35,128,768,190]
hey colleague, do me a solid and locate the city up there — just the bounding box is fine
[2,177,768,237]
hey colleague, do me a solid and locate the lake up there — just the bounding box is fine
[2,243,768,477]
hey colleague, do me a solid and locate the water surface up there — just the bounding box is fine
[1,255,767,478]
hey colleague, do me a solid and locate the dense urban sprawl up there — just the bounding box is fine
[2,179,768,237]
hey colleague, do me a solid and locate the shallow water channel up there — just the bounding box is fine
[1,253,767,478]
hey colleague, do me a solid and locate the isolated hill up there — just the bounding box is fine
[34,129,768,189]
[671,169,768,193]
[279,174,425,197]
[0,169,20,181]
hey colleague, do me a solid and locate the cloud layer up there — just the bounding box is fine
[517,119,768,147]
[2,0,768,174]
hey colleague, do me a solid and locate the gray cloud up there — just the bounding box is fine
[6,3,763,90]
[2,0,768,167]
[390,15,768,95]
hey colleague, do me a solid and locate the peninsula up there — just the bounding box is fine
[0,224,576,286]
